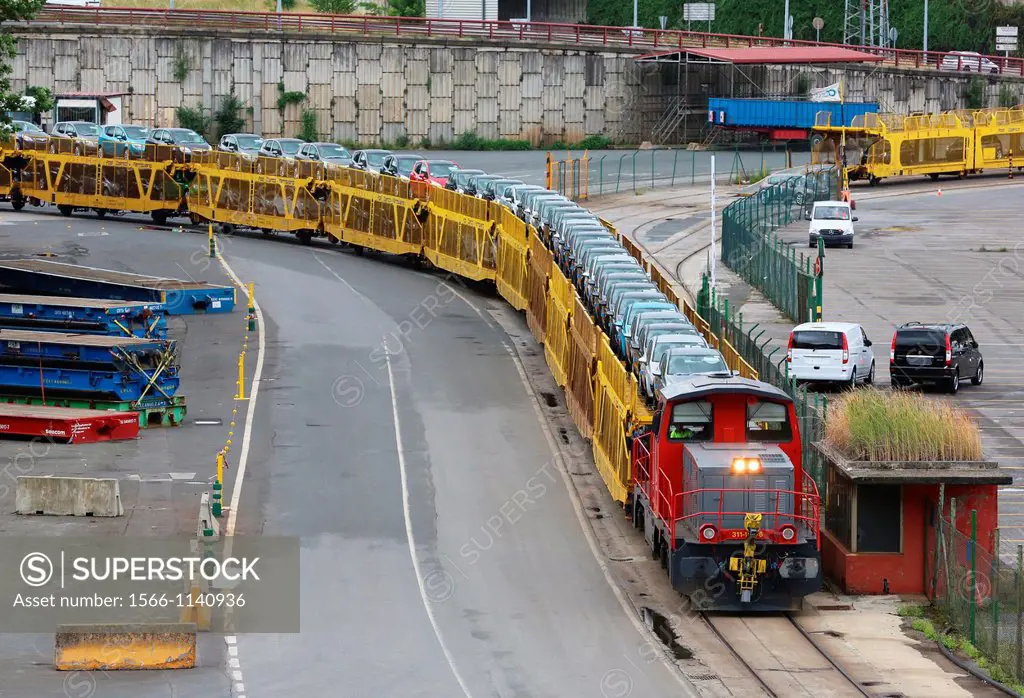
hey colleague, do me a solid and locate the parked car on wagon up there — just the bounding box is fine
[98,124,149,157]
[410,159,458,187]
[258,138,305,161]
[147,127,212,157]
[787,321,875,389]
[297,142,354,167]
[218,133,264,158]
[890,322,983,394]
[51,121,101,154]
[445,168,486,193]
[465,174,504,198]
[480,178,523,202]
[651,347,732,397]
[351,149,392,174]
[12,120,48,149]
[641,332,711,401]
[382,154,424,180]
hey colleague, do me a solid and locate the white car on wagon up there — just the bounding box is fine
[787,321,876,388]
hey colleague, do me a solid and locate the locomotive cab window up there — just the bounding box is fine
[667,401,712,442]
[745,400,792,441]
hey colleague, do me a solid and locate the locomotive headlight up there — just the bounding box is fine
[780,525,797,542]
[731,457,761,474]
[699,524,718,542]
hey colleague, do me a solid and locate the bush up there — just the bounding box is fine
[965,76,987,110]
[825,388,983,462]
[214,90,246,139]
[309,0,356,12]
[176,105,212,139]
[998,84,1019,109]
[298,110,319,142]
[450,131,532,151]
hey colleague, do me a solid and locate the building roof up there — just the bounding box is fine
[635,46,886,65]
[659,375,791,403]
[815,442,1013,485]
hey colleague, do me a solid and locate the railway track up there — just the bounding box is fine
[702,612,873,697]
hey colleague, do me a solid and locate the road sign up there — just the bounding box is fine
[996,26,1018,37]
[683,3,715,22]
[812,17,824,31]
[659,15,668,29]
[997,39,1018,49]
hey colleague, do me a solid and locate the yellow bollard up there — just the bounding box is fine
[236,352,246,400]
[208,222,215,258]
[217,451,224,486]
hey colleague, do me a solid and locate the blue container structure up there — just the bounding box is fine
[0,330,176,370]
[0,364,180,402]
[0,293,168,338]
[0,259,235,315]
[707,98,879,139]
[0,330,180,403]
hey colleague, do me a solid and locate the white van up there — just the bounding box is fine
[787,322,875,387]
[808,201,857,249]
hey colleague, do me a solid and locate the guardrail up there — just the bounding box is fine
[25,7,1024,76]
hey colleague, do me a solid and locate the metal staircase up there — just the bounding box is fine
[650,96,689,144]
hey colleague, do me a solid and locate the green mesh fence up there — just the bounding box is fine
[696,273,828,495]
[721,166,839,323]
[933,504,1024,685]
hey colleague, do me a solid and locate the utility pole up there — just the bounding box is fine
[784,0,790,40]
[633,0,638,28]
[923,0,929,56]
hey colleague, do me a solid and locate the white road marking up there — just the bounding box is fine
[385,351,475,698]
[442,284,697,695]
[214,248,266,698]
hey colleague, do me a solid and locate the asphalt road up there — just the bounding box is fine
[0,208,688,696]
[0,211,239,697]
[221,231,686,697]
[753,180,1024,560]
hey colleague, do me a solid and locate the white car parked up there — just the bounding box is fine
[640,332,710,400]
[787,322,875,388]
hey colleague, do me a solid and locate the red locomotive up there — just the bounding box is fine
[630,375,823,610]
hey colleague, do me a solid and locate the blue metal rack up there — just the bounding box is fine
[0,260,235,315]
[0,330,176,368]
[0,293,168,338]
[0,364,181,402]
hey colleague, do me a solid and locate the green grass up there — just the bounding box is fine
[899,605,1024,693]
[826,388,983,462]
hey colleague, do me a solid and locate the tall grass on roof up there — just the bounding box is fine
[825,388,983,462]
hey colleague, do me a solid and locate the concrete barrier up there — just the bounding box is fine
[15,476,124,516]
[55,623,197,670]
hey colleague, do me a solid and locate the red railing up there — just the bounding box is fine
[23,7,1024,77]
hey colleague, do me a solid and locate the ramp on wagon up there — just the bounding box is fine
[0,293,167,337]
[0,260,235,315]
[0,403,140,443]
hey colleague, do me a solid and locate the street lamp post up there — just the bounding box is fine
[923,0,929,56]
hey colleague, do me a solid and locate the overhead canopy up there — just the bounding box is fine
[636,46,886,65]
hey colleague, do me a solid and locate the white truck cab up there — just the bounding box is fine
[808,200,857,249]
[787,321,875,387]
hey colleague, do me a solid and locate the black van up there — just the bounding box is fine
[890,322,983,394]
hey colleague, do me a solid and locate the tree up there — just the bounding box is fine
[308,0,356,13]
[176,104,213,139]
[384,0,424,16]
[23,85,53,118]
[0,0,46,133]
[214,89,246,139]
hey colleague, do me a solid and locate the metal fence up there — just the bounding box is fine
[696,273,829,492]
[721,165,838,323]
[547,146,813,200]
[932,497,1024,687]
